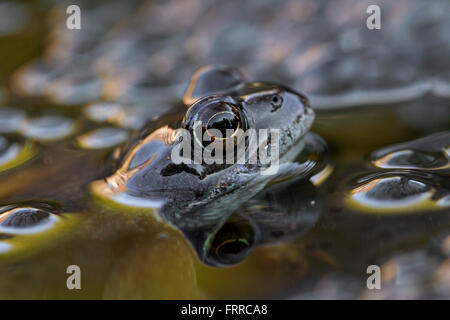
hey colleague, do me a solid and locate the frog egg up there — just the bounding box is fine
[108,105,152,130]
[0,107,26,133]
[0,206,59,235]
[370,132,450,172]
[20,115,75,141]
[0,203,80,259]
[346,173,449,213]
[76,127,128,149]
[84,101,125,122]
[0,135,34,173]
[84,101,159,130]
[372,149,449,171]
[45,72,103,106]
[12,61,54,96]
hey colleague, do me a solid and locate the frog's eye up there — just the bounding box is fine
[205,109,241,139]
[184,97,248,147]
[196,103,243,148]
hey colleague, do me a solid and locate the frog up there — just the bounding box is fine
[92,65,326,266]
[1,0,449,298]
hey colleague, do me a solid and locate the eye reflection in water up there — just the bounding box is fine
[207,216,255,266]
[181,181,321,267]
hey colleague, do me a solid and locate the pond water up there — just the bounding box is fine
[0,0,449,299]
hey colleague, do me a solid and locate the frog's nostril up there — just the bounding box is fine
[270,94,283,112]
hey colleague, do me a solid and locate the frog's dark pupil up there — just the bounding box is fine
[207,111,239,138]
[270,94,283,112]
[272,95,280,103]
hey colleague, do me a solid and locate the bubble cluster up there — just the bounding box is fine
[347,132,450,213]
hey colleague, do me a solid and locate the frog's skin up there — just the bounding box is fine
[94,65,322,265]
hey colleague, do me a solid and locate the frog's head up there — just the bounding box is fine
[97,65,314,200]
[182,65,315,162]
[93,65,316,266]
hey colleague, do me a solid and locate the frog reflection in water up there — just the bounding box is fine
[94,66,326,266]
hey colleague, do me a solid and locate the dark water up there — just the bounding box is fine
[0,0,449,299]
